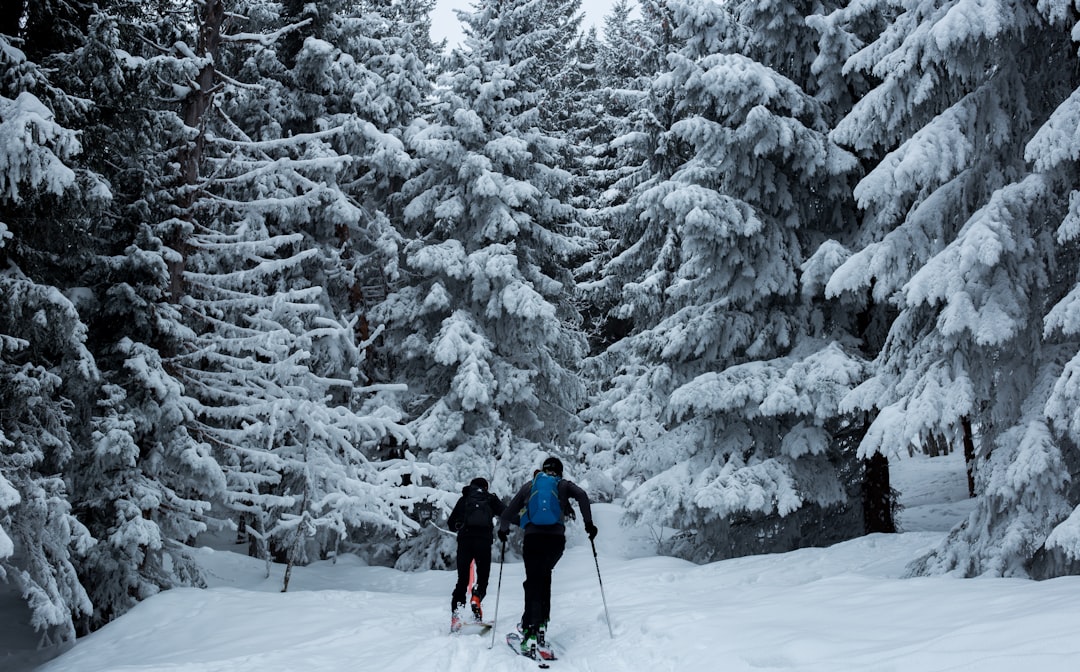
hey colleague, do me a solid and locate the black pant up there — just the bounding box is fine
[451,534,492,610]
[521,534,565,629]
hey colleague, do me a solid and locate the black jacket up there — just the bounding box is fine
[448,485,506,541]
[498,477,593,537]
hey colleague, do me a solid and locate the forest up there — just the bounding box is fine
[2,0,1080,649]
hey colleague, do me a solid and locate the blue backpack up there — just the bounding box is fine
[518,472,562,527]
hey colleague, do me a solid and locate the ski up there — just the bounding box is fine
[450,560,491,635]
[506,631,558,666]
[453,621,493,635]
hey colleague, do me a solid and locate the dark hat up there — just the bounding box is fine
[541,457,563,477]
[470,477,489,491]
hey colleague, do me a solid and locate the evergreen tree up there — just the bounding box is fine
[140,0,437,581]
[822,0,1080,576]
[577,0,684,355]
[376,0,591,559]
[0,30,96,645]
[37,7,237,630]
[597,0,650,85]
[576,0,863,561]
[799,0,901,533]
[260,0,427,360]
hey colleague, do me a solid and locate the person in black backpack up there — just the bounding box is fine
[498,457,597,657]
[447,477,505,630]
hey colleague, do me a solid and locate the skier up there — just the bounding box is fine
[498,456,597,658]
[447,477,505,631]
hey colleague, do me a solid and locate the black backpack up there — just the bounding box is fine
[463,486,493,529]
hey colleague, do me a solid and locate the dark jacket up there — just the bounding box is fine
[498,477,593,536]
[448,485,505,541]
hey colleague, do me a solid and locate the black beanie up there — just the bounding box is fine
[470,477,489,491]
[542,457,563,477]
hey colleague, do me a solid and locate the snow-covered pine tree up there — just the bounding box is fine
[577,0,685,358]
[13,8,241,630]
[267,0,446,575]
[560,26,605,209]
[1038,69,1080,573]
[597,0,650,85]
[805,0,891,123]
[365,0,445,73]
[0,31,96,645]
[587,0,656,204]
[375,0,591,566]
[261,0,420,392]
[576,0,702,490]
[822,0,1080,576]
[797,0,902,533]
[147,0,437,580]
[576,0,864,561]
[594,0,664,140]
[529,0,586,132]
[725,0,899,536]
[730,0,831,89]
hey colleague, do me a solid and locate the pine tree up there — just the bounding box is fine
[576,0,863,561]
[136,0,437,582]
[577,0,685,355]
[26,7,237,629]
[0,30,96,645]
[821,0,1080,576]
[281,0,429,307]
[376,0,591,551]
[798,0,900,533]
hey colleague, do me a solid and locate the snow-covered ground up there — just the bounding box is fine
[7,450,1080,672]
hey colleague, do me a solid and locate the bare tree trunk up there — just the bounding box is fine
[923,432,950,457]
[961,416,976,498]
[281,488,310,593]
[236,516,247,544]
[282,558,295,593]
[862,451,896,534]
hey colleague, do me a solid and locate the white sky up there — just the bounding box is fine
[430,0,621,47]
[10,450,1080,672]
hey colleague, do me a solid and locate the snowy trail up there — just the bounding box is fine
[37,507,1080,672]
[24,453,1080,671]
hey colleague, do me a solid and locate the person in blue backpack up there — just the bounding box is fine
[448,477,505,631]
[498,456,597,656]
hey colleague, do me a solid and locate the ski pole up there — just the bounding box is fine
[488,539,506,649]
[591,537,614,639]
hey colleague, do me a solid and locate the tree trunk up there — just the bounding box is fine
[282,558,294,593]
[170,0,226,301]
[961,416,976,497]
[862,451,896,534]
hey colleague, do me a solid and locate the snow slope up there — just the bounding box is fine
[9,451,1080,671]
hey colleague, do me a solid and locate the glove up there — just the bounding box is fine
[498,528,509,543]
[585,523,598,540]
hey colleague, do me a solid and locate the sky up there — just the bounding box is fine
[7,450,1080,672]
[430,0,622,47]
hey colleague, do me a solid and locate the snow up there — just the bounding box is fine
[6,451,1080,672]
[0,91,79,201]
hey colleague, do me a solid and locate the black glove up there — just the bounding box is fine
[585,523,598,540]
[498,528,509,543]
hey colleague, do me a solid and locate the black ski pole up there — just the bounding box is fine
[488,539,506,649]
[591,538,614,638]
